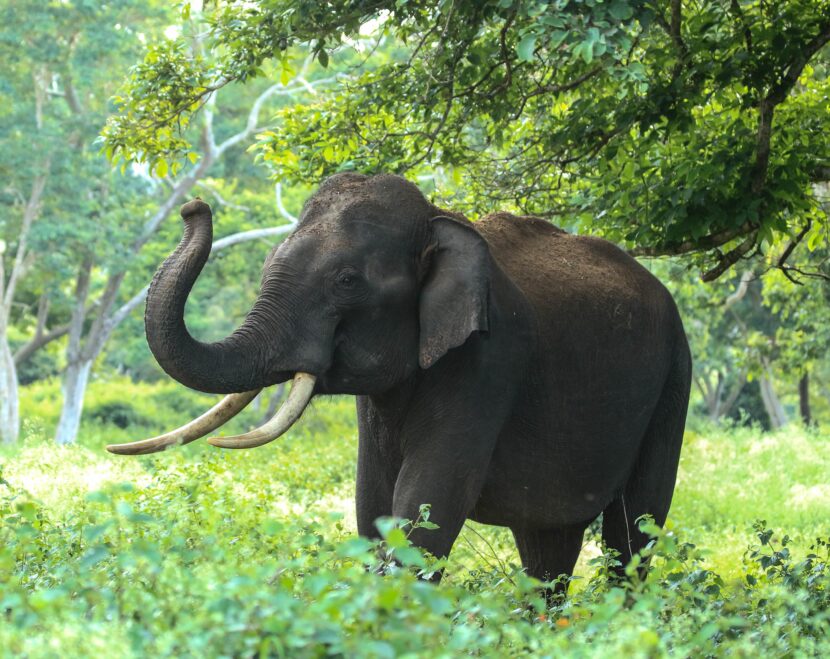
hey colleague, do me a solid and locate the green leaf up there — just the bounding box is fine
[385,527,408,549]
[609,1,634,21]
[517,35,537,62]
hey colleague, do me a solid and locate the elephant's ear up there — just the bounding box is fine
[419,216,490,369]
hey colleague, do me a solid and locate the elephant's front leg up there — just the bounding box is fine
[389,376,510,572]
[392,431,496,568]
[355,396,400,539]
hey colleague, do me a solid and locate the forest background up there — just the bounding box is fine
[1,1,830,655]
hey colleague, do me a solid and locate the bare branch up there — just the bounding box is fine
[3,166,49,316]
[202,90,218,157]
[14,323,70,366]
[214,77,338,156]
[210,225,294,251]
[138,154,216,244]
[275,182,298,223]
[215,83,287,155]
[701,231,758,282]
[294,76,319,95]
[723,269,753,309]
[630,221,757,258]
[196,181,251,211]
[776,220,812,279]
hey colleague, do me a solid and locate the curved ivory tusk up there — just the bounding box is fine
[207,373,316,449]
[106,389,261,455]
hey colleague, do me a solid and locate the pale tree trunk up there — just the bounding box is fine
[759,358,788,430]
[54,259,92,445]
[0,329,19,444]
[55,360,92,445]
[719,371,746,420]
[694,368,746,423]
[0,69,50,443]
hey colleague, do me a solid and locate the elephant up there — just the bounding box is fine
[108,173,691,590]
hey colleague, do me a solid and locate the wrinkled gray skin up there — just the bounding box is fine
[146,173,691,590]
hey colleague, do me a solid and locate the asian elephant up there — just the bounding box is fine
[108,173,691,589]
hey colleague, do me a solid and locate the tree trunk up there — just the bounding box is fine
[53,259,92,445]
[799,372,812,426]
[759,361,788,430]
[719,371,746,420]
[0,331,20,444]
[55,359,92,445]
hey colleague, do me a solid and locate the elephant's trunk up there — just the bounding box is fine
[144,199,291,394]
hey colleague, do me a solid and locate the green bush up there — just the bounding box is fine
[1,462,829,656]
[3,381,829,656]
[86,401,152,429]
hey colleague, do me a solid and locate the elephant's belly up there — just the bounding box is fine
[470,416,652,529]
[470,468,613,528]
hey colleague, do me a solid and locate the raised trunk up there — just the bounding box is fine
[144,199,294,394]
[0,331,20,444]
[55,358,91,445]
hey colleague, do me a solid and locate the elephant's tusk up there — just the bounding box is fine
[207,373,316,449]
[105,389,261,455]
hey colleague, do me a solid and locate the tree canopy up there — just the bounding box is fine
[105,0,830,280]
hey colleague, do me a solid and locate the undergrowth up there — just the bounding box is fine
[1,382,829,657]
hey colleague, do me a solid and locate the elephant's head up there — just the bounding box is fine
[107,174,490,455]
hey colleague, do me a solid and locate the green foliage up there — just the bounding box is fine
[104,0,830,273]
[2,385,830,655]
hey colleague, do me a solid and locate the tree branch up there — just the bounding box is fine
[629,221,757,257]
[3,165,49,316]
[701,231,758,282]
[66,259,93,364]
[751,20,830,195]
[275,182,298,223]
[214,77,338,156]
[723,269,754,309]
[14,323,69,366]
[776,219,812,283]
[196,181,251,211]
[767,21,830,106]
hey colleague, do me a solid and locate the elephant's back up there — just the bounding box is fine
[476,212,678,334]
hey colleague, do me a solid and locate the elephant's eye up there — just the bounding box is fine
[336,271,358,288]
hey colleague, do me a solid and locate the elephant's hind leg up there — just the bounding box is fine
[512,522,589,599]
[601,342,691,581]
